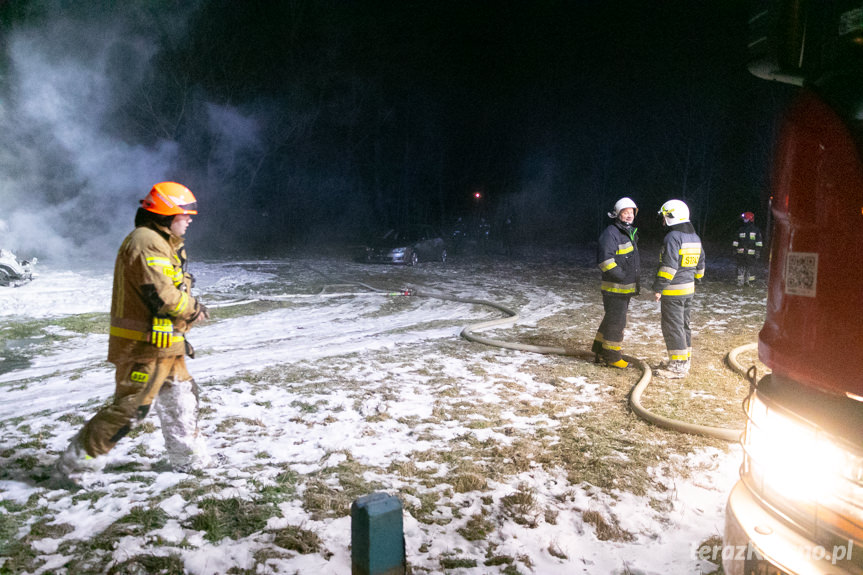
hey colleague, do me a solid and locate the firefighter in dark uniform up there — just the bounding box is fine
[592,197,640,368]
[652,199,706,379]
[732,211,763,286]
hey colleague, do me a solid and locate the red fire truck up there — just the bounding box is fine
[723,1,863,573]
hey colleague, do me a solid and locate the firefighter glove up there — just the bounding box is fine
[150,317,174,348]
[191,302,209,323]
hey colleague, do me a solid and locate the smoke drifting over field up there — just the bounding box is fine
[0,1,265,262]
[0,1,785,264]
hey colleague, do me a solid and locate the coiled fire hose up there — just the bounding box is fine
[209,278,754,442]
[409,286,751,442]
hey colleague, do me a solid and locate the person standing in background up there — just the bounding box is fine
[733,211,763,286]
[592,197,640,369]
[652,199,705,379]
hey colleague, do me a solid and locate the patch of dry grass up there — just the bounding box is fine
[582,509,635,542]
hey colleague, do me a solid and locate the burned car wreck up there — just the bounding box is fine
[0,249,37,287]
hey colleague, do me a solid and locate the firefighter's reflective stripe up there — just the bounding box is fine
[109,325,185,344]
[657,265,676,280]
[669,348,690,361]
[597,240,636,282]
[146,256,172,268]
[169,292,190,316]
[110,326,148,341]
[596,332,623,351]
[662,281,695,296]
[147,256,184,286]
[601,281,637,294]
[170,254,184,285]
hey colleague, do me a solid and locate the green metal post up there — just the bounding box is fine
[351,492,406,575]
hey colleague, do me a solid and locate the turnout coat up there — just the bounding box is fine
[107,222,202,364]
[651,222,706,297]
[597,220,640,296]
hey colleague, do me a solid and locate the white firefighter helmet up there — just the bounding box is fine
[608,197,638,219]
[658,199,690,225]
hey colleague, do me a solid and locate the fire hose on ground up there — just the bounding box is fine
[208,280,755,442]
[407,286,750,443]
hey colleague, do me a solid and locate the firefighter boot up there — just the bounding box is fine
[655,360,689,379]
[596,354,628,369]
[51,434,104,489]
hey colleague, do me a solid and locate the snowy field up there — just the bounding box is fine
[0,248,766,574]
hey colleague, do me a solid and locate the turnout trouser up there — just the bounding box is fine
[76,355,210,470]
[592,293,631,363]
[736,255,757,285]
[660,295,692,362]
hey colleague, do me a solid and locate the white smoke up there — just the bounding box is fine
[0,3,197,264]
[204,102,264,187]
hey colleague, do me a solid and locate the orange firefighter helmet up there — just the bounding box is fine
[140,182,198,216]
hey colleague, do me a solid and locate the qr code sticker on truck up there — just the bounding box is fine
[785,252,818,297]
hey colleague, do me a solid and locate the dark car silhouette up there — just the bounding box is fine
[363,225,447,265]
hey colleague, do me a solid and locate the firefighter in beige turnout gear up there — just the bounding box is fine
[54,182,212,485]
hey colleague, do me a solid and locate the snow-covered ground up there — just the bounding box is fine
[0,251,761,574]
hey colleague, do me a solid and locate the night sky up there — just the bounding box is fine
[0,0,795,260]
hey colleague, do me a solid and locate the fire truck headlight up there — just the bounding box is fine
[746,394,844,501]
[743,392,863,542]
